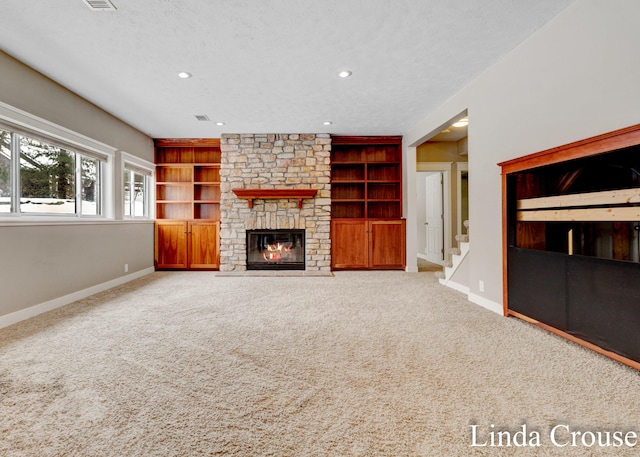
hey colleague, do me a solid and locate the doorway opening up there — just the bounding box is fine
[458,165,469,236]
[415,112,468,268]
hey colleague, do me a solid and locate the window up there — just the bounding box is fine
[20,135,76,214]
[0,129,11,213]
[0,126,105,217]
[123,166,149,218]
[82,156,100,216]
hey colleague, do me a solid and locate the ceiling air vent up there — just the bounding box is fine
[83,0,117,11]
[195,115,210,122]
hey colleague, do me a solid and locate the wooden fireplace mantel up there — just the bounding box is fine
[232,189,318,208]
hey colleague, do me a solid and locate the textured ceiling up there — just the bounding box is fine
[0,0,575,138]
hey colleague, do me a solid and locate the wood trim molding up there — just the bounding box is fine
[517,206,640,222]
[331,135,402,145]
[516,189,640,222]
[498,123,640,174]
[517,188,640,210]
[154,138,221,148]
[501,172,509,316]
[232,189,318,208]
[508,310,640,371]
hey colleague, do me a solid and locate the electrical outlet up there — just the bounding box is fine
[124,264,129,273]
[479,280,485,292]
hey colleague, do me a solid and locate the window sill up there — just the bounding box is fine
[0,217,154,227]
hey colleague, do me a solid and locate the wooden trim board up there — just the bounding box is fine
[517,188,640,210]
[498,124,640,174]
[232,189,318,208]
[154,138,221,148]
[508,310,640,371]
[517,206,640,222]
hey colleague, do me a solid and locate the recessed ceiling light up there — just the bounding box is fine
[216,122,225,126]
[338,70,352,78]
[452,118,468,128]
[177,71,192,79]
[323,121,333,125]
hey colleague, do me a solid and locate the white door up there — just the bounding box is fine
[425,172,444,264]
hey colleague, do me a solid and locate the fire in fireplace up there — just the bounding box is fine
[246,229,305,270]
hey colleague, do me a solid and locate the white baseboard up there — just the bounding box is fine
[440,278,470,295]
[0,267,155,329]
[468,292,503,315]
[438,279,503,315]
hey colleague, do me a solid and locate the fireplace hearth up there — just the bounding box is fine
[246,229,305,270]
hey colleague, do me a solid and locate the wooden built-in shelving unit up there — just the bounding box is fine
[331,136,403,219]
[331,136,405,269]
[154,138,221,270]
[155,139,221,221]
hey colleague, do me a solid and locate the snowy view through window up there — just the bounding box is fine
[0,129,100,215]
[0,130,10,212]
[124,168,147,217]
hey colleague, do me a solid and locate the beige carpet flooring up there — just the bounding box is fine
[1,265,640,456]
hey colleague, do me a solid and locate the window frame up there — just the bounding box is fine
[80,154,102,217]
[121,151,154,220]
[0,102,155,224]
[1,127,108,218]
[0,101,117,222]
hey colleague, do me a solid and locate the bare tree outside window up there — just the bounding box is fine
[1,126,107,218]
[20,136,76,214]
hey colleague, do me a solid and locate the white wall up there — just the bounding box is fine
[0,52,153,160]
[0,223,153,316]
[0,51,155,322]
[405,0,640,310]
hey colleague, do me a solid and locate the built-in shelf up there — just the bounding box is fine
[330,135,403,220]
[232,189,318,208]
[330,135,405,270]
[154,138,221,271]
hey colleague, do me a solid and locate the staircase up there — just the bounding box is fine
[435,220,470,293]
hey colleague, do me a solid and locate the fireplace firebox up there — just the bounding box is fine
[246,229,305,270]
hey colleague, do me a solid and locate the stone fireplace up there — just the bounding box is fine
[219,134,331,271]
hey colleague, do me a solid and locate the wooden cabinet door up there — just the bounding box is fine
[155,221,188,269]
[331,220,369,269]
[369,220,406,269]
[188,221,219,269]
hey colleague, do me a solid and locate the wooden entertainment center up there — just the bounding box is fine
[500,124,640,370]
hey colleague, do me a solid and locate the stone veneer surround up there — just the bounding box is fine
[219,134,331,271]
